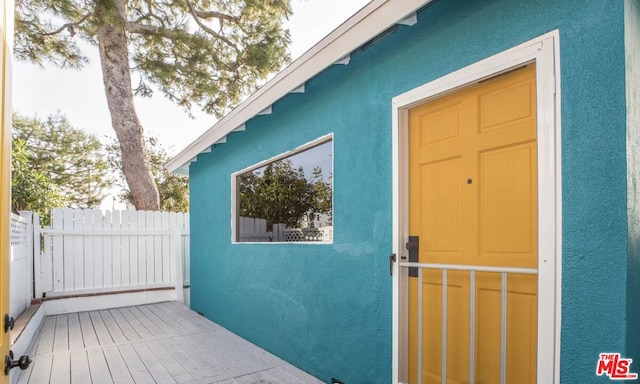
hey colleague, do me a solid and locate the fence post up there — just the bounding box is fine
[171,225,184,303]
[19,211,41,301]
[273,223,286,242]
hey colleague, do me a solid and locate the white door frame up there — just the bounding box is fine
[390,31,562,384]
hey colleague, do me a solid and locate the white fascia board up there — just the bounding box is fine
[167,0,431,174]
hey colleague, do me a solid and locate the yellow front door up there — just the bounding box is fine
[408,64,538,383]
[1,0,12,382]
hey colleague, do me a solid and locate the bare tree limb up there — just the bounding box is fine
[41,13,91,36]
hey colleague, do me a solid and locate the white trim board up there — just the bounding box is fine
[40,289,178,316]
[390,31,562,384]
[10,305,43,364]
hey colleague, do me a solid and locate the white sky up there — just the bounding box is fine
[12,0,371,156]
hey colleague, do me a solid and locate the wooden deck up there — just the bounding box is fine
[14,302,323,384]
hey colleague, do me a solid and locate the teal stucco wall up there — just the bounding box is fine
[188,0,629,382]
[626,0,640,369]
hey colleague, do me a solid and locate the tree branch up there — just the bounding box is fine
[126,22,184,39]
[41,13,91,36]
[184,0,239,52]
[191,9,238,23]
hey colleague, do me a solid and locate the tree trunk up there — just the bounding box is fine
[96,0,160,211]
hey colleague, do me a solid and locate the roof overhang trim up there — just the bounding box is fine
[167,0,430,174]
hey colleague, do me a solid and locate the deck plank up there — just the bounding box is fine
[251,369,286,384]
[156,335,209,380]
[24,353,52,384]
[49,351,71,384]
[117,307,152,340]
[108,307,141,342]
[166,333,224,378]
[125,306,161,337]
[19,302,323,384]
[144,339,194,382]
[87,348,114,384]
[78,311,99,348]
[228,375,256,384]
[70,350,91,383]
[67,313,84,351]
[34,316,55,356]
[164,302,221,331]
[211,380,236,384]
[147,303,200,333]
[198,331,255,370]
[53,315,69,352]
[183,332,246,373]
[281,364,324,383]
[89,310,115,346]
[102,345,135,384]
[117,344,156,384]
[264,366,312,383]
[99,309,128,344]
[131,341,177,384]
[137,304,182,336]
[214,329,282,367]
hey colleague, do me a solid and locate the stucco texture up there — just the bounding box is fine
[189,0,629,382]
[626,0,640,368]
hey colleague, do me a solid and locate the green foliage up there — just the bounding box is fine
[12,113,112,209]
[14,0,292,117]
[310,166,332,225]
[106,136,189,212]
[14,0,92,68]
[11,139,67,225]
[238,160,332,229]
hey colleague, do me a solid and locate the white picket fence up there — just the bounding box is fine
[239,217,333,243]
[10,213,32,319]
[238,217,271,242]
[35,208,190,301]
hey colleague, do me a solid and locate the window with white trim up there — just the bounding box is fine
[233,136,333,243]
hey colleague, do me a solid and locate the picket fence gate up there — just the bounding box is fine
[35,208,190,301]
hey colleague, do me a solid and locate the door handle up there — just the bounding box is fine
[389,253,396,276]
[406,236,419,277]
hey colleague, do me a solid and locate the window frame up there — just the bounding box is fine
[231,133,334,244]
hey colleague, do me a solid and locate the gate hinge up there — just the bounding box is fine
[389,253,396,276]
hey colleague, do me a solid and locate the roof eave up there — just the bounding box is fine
[167,0,429,174]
